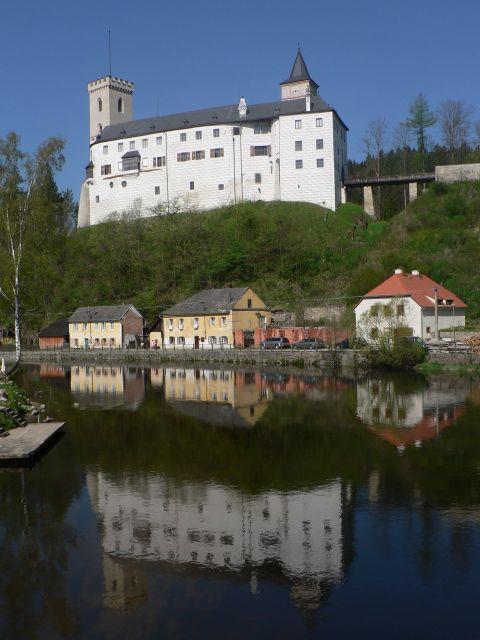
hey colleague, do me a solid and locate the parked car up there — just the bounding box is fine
[260,337,290,350]
[292,338,325,350]
[335,338,350,349]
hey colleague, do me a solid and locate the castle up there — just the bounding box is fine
[78,50,348,227]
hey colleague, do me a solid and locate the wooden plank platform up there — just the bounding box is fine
[0,422,65,463]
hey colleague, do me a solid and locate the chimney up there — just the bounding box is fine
[305,86,311,112]
[394,268,403,275]
[411,270,420,276]
[238,97,247,118]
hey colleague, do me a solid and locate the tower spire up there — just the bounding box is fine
[279,49,319,101]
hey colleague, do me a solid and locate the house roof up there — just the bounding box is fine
[162,288,253,316]
[94,96,347,145]
[280,49,318,87]
[358,271,467,309]
[69,305,142,322]
[38,318,69,338]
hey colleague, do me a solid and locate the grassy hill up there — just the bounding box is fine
[9,180,480,331]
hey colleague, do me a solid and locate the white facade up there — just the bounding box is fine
[78,52,348,227]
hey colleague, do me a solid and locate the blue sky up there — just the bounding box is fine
[1,0,478,198]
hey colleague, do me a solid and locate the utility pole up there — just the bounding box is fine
[452,303,456,352]
[434,288,439,341]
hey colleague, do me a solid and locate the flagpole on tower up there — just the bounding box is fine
[108,29,112,76]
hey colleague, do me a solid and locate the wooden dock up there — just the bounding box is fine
[0,422,65,464]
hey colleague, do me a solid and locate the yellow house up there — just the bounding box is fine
[69,305,144,349]
[151,287,270,349]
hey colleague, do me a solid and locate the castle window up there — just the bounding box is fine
[196,131,202,140]
[190,181,195,190]
[296,159,303,169]
[177,152,190,162]
[103,145,108,155]
[295,119,302,129]
[122,153,140,171]
[316,138,324,150]
[250,145,270,156]
[142,158,149,168]
[118,97,123,113]
[98,98,103,112]
[255,173,262,184]
[156,136,162,145]
[129,141,135,151]
[180,132,187,142]
[213,128,220,138]
[109,182,113,188]
[317,158,324,168]
[192,150,205,160]
[153,156,166,167]
[118,142,124,152]
[121,181,127,187]
[98,124,103,134]
[316,117,323,127]
[142,139,148,149]
[101,164,111,175]
[95,195,100,203]
[295,140,302,151]
[218,184,224,190]
[254,123,270,134]
[233,127,240,135]
[210,148,224,158]
[155,186,160,195]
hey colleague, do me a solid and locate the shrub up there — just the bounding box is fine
[364,341,427,371]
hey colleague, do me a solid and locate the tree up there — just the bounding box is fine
[437,99,473,163]
[393,122,412,208]
[0,133,64,376]
[405,93,437,170]
[362,118,388,217]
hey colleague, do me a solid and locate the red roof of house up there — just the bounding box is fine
[359,271,467,309]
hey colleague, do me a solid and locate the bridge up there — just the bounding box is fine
[342,172,436,216]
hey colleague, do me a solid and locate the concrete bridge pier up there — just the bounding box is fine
[363,186,375,217]
[408,182,419,203]
[341,186,348,204]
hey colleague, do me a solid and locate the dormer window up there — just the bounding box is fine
[98,98,103,112]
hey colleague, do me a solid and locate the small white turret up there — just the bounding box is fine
[238,96,247,118]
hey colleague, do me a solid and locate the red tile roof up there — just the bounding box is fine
[359,271,467,309]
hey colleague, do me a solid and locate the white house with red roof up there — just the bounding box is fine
[355,268,466,341]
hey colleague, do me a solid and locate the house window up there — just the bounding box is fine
[233,127,240,135]
[189,181,195,190]
[154,186,160,195]
[168,336,174,345]
[180,132,187,142]
[156,136,162,145]
[295,140,302,151]
[177,152,190,162]
[247,298,252,308]
[397,304,405,316]
[296,159,303,169]
[193,318,199,329]
[129,141,135,150]
[95,195,100,203]
[153,156,166,167]
[220,336,228,345]
[316,117,323,127]
[83,323,88,330]
[74,323,78,330]
[142,139,148,149]
[178,318,184,330]
[74,338,78,347]
[110,322,114,329]
[98,98,103,112]
[192,150,205,160]
[316,139,324,150]
[118,98,124,113]
[317,158,324,168]
[177,337,185,345]
[218,183,224,190]
[118,142,124,152]
[101,164,111,175]
[213,128,220,138]
[250,145,271,157]
[255,173,262,184]
[210,148,224,158]
[209,317,216,327]
[254,123,270,134]
[208,336,217,344]
[196,131,202,140]
[168,319,174,330]
[221,316,227,327]
[103,145,108,155]
[102,322,106,330]
[121,181,127,187]
[295,119,302,129]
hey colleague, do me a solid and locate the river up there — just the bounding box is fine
[1,364,479,639]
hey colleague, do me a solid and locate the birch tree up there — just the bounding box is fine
[437,99,473,163]
[0,133,64,376]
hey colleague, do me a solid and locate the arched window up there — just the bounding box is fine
[98,98,103,112]
[118,97,123,113]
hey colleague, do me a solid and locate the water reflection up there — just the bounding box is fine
[356,377,467,449]
[70,366,145,410]
[87,471,353,614]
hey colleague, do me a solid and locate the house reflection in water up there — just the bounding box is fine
[357,378,467,449]
[87,471,353,616]
[71,366,145,410]
[161,368,271,427]
[39,364,69,379]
